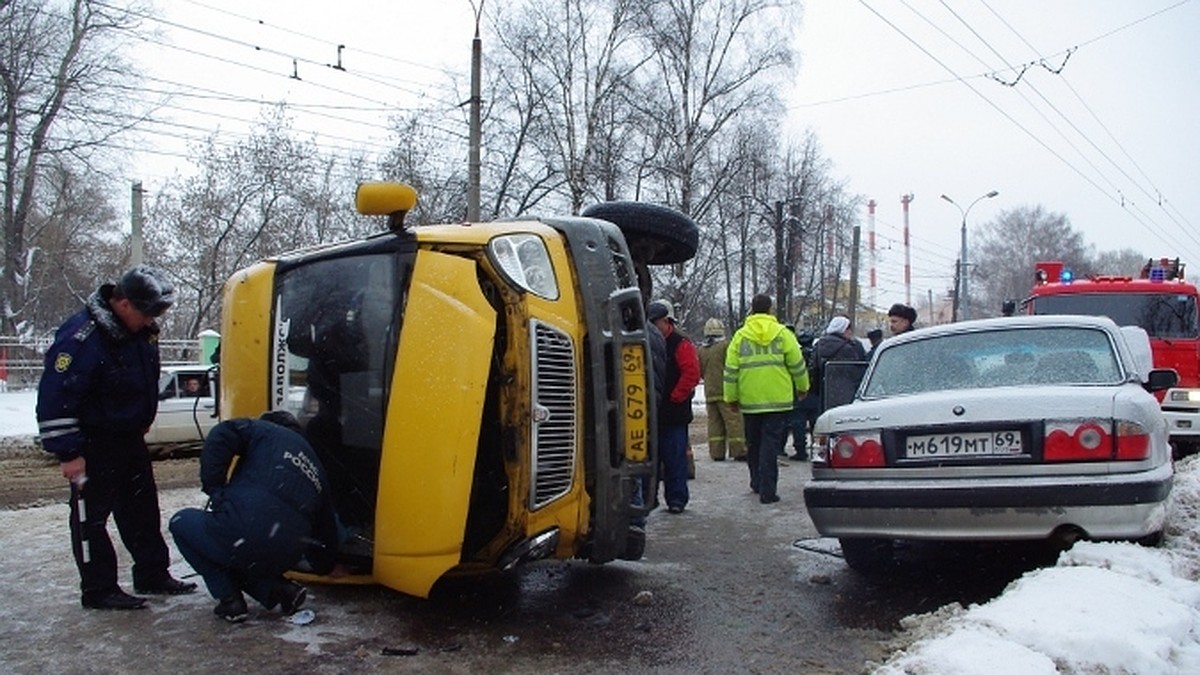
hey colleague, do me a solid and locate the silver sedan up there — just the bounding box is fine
[803,315,1177,572]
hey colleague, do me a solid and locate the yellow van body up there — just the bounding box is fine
[219,188,656,598]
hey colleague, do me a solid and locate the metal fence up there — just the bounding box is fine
[0,336,209,390]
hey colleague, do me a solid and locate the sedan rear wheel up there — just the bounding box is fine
[1135,530,1164,547]
[839,537,894,573]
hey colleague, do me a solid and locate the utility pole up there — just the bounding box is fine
[131,181,144,266]
[738,199,751,321]
[900,193,914,306]
[951,258,961,321]
[848,223,861,325]
[774,200,785,320]
[466,2,485,222]
[820,205,830,327]
[866,199,877,313]
[749,249,757,300]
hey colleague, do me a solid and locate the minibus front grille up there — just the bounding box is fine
[530,321,578,508]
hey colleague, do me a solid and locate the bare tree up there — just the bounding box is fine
[1086,248,1149,278]
[972,205,1091,318]
[22,159,126,331]
[379,111,471,225]
[488,0,647,216]
[146,107,352,339]
[1,0,146,336]
[632,0,797,220]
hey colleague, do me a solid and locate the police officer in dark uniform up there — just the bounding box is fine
[37,266,198,610]
[169,412,340,622]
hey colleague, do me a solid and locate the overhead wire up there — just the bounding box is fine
[950,0,1200,255]
[95,0,468,110]
[976,0,1199,242]
[175,0,462,78]
[924,0,1129,197]
[54,0,478,183]
[858,0,1200,263]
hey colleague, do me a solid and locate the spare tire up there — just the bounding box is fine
[581,201,699,265]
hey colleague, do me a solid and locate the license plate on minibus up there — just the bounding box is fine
[905,431,1023,458]
[621,344,649,462]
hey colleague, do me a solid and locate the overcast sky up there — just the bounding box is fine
[788,1,1200,307]
[126,0,1200,309]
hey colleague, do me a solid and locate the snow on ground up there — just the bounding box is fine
[0,389,37,435]
[871,458,1200,674]
[4,389,1200,673]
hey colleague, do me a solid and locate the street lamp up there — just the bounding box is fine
[940,190,999,321]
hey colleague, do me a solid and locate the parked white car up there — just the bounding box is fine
[144,365,218,451]
[803,315,1178,572]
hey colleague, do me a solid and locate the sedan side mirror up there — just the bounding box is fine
[1145,368,1179,393]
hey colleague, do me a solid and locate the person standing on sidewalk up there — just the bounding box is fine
[697,318,745,462]
[865,328,884,360]
[887,303,918,336]
[36,266,198,610]
[723,294,809,504]
[788,328,821,461]
[647,299,700,514]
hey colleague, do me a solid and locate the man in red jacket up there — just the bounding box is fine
[647,299,700,514]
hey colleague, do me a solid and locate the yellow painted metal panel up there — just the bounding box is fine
[372,249,496,598]
[218,261,276,418]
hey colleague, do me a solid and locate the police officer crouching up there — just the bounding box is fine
[169,411,340,622]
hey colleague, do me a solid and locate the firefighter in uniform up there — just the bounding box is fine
[36,266,197,610]
[697,318,746,461]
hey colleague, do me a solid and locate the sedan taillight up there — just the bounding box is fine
[1114,420,1152,460]
[827,432,885,468]
[1043,419,1151,462]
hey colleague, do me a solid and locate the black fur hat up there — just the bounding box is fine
[117,266,175,317]
[887,303,917,324]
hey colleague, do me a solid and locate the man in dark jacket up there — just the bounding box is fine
[647,299,700,514]
[888,303,918,335]
[813,316,869,413]
[815,316,868,369]
[788,327,821,461]
[37,266,197,610]
[169,412,340,622]
[865,328,884,360]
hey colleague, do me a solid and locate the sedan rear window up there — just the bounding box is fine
[863,326,1122,397]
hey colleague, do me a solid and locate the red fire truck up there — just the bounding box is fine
[1026,257,1200,457]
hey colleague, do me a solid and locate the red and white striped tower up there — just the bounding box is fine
[867,199,877,311]
[901,193,914,306]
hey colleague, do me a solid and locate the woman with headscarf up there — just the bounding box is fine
[812,316,868,403]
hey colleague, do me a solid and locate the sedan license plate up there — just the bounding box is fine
[906,431,1023,458]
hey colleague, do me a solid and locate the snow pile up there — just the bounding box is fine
[873,455,1200,674]
[0,389,38,457]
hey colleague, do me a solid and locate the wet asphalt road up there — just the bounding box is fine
[0,435,1056,674]
[347,447,1056,673]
